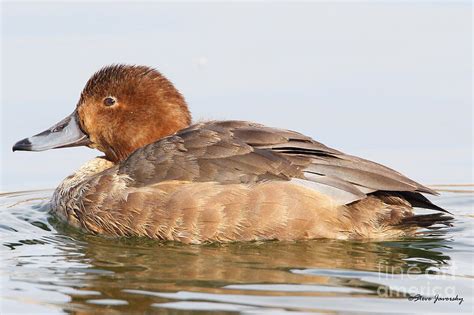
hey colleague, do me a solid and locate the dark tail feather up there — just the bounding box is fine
[399,191,452,214]
[398,213,454,229]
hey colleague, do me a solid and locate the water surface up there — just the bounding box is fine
[1,187,472,314]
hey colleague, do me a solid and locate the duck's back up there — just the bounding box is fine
[53,121,451,243]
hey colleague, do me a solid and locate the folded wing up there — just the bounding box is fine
[119,120,444,211]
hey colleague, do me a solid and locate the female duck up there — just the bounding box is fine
[13,65,451,243]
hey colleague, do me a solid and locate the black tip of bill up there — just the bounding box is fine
[12,138,32,152]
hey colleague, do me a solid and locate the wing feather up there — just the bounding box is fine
[119,120,441,210]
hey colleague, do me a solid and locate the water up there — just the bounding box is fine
[1,187,472,314]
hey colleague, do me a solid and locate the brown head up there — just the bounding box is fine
[12,65,192,162]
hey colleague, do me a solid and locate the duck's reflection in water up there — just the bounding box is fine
[56,230,451,313]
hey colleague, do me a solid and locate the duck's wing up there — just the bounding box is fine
[119,120,443,210]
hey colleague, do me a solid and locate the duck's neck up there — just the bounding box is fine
[52,157,115,210]
[64,157,115,185]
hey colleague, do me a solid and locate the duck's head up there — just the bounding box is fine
[12,65,191,162]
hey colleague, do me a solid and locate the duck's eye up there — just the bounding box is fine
[103,97,116,106]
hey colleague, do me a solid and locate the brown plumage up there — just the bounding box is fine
[77,65,191,162]
[15,64,452,243]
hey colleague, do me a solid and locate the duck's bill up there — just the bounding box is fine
[12,111,91,152]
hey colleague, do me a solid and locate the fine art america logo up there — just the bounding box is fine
[376,263,464,305]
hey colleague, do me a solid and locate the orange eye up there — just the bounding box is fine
[104,97,116,106]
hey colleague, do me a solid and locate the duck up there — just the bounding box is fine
[12,64,452,243]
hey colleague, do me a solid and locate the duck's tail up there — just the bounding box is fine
[371,191,454,230]
[397,212,454,229]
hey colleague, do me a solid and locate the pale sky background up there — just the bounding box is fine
[1,1,472,191]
